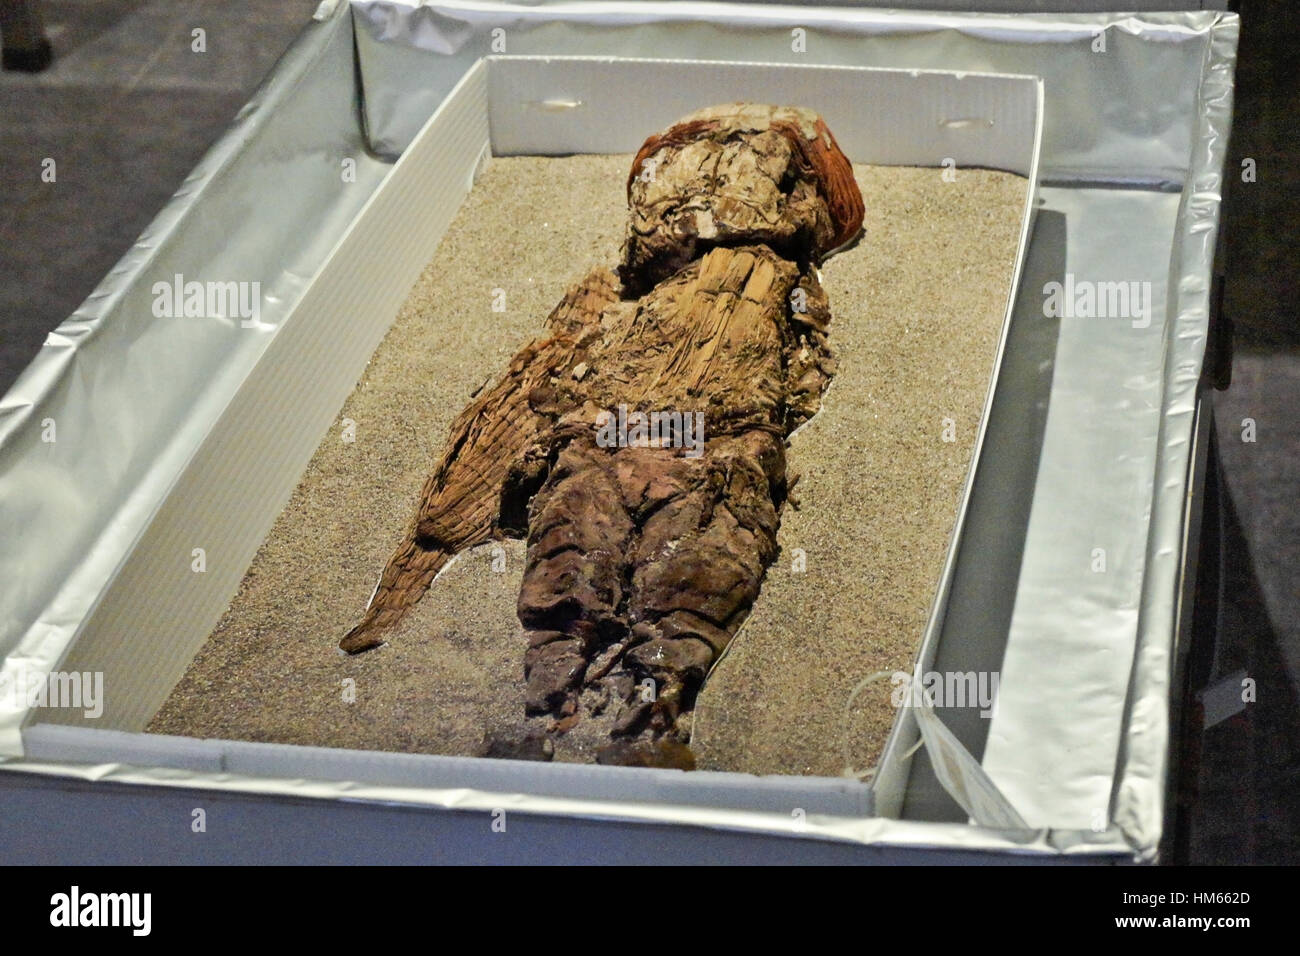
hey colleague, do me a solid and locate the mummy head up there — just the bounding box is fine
[619,103,864,295]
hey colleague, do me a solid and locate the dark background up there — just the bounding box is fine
[0,0,1295,863]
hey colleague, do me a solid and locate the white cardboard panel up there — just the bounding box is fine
[22,724,871,816]
[42,61,491,732]
[488,56,1039,175]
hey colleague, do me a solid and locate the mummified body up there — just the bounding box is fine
[341,104,865,766]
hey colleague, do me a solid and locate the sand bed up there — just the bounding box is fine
[147,154,1026,776]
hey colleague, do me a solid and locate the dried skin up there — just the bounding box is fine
[342,103,864,766]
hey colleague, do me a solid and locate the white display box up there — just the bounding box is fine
[10,48,1107,857]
